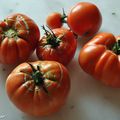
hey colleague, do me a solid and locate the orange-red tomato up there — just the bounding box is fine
[6,61,70,116]
[79,32,120,87]
[36,27,77,66]
[0,13,40,64]
[67,2,102,37]
[46,12,63,29]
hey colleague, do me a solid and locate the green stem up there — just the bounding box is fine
[112,39,120,55]
[61,8,67,23]
[28,63,48,93]
[42,26,62,48]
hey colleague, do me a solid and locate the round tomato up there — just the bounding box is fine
[67,2,102,37]
[0,13,40,64]
[46,12,63,29]
[46,9,67,29]
[6,61,70,116]
[78,32,120,87]
[36,27,77,65]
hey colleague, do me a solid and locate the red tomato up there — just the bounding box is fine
[46,12,63,29]
[6,61,70,116]
[36,27,77,65]
[46,9,67,29]
[0,13,40,64]
[67,2,102,37]
[78,32,120,87]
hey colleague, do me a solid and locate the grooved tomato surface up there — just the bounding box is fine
[36,28,77,66]
[6,61,70,116]
[79,33,120,87]
[0,13,40,64]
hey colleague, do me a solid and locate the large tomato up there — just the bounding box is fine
[79,32,120,87]
[6,61,70,116]
[67,2,102,37]
[36,27,77,65]
[0,13,40,64]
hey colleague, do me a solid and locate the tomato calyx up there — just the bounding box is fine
[0,20,18,40]
[42,25,63,48]
[112,39,120,55]
[28,63,49,94]
[3,28,18,39]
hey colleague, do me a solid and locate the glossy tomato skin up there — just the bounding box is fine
[67,2,102,37]
[46,12,62,29]
[6,61,70,116]
[36,28,77,66]
[0,13,40,64]
[79,32,120,87]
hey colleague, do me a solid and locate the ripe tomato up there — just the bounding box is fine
[36,27,77,66]
[0,13,40,64]
[67,2,102,37]
[46,9,67,29]
[6,61,70,116]
[78,32,120,87]
[46,12,63,29]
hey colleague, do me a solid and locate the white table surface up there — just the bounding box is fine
[0,0,120,120]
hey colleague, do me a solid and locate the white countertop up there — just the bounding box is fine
[0,0,120,120]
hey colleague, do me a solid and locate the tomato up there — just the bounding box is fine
[0,13,40,64]
[46,9,67,29]
[46,12,63,29]
[67,2,102,37]
[6,61,70,116]
[36,27,77,65]
[78,32,120,87]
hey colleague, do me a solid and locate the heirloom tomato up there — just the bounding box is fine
[36,26,77,65]
[6,61,70,116]
[0,13,40,64]
[79,32,120,87]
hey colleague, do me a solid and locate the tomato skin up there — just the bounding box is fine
[36,28,77,66]
[46,12,62,29]
[78,32,120,87]
[6,61,70,116]
[0,13,40,64]
[67,2,102,37]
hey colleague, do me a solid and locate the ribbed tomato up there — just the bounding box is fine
[0,13,40,64]
[6,61,70,116]
[36,27,77,65]
[79,32,120,87]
